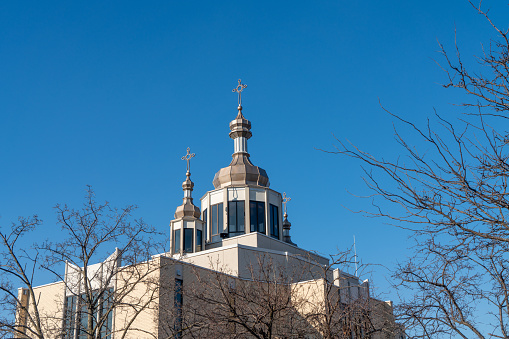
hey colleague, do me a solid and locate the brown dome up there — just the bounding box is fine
[174,172,201,219]
[212,153,270,189]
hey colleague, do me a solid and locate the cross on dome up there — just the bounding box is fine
[181,147,195,173]
[282,192,291,216]
[232,79,247,107]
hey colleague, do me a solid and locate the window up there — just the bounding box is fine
[202,208,207,241]
[63,288,114,339]
[228,201,245,237]
[174,229,181,253]
[196,229,202,252]
[250,201,265,233]
[211,203,223,236]
[174,279,183,338]
[78,291,98,339]
[270,204,279,239]
[100,289,114,339]
[184,228,193,253]
[63,295,77,339]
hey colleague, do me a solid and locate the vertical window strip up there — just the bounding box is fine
[196,229,202,252]
[174,229,181,253]
[63,289,114,339]
[250,201,265,234]
[270,204,279,239]
[174,279,183,338]
[202,208,207,241]
[63,296,76,339]
[228,201,245,237]
[100,288,114,339]
[211,203,223,236]
[184,228,193,253]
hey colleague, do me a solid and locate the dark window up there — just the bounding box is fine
[100,288,114,339]
[250,201,265,233]
[270,204,279,239]
[174,229,181,253]
[63,295,77,339]
[184,228,193,253]
[78,294,97,339]
[174,279,183,338]
[211,203,223,235]
[202,208,207,241]
[228,201,245,237]
[196,229,202,252]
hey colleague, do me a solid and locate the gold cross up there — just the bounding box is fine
[282,192,291,216]
[232,79,247,107]
[181,147,195,173]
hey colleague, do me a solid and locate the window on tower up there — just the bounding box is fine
[174,229,181,253]
[184,228,193,253]
[228,201,245,237]
[270,204,279,239]
[250,201,265,234]
[211,203,223,238]
[202,208,207,241]
[196,229,202,252]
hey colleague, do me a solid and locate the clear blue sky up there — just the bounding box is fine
[1,1,508,298]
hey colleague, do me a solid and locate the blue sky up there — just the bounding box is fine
[1,0,508,298]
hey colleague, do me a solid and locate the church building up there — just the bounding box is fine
[15,80,403,339]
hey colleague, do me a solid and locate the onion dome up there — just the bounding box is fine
[282,193,296,245]
[282,213,296,246]
[212,80,270,189]
[175,148,201,219]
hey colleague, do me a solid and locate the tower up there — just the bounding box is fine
[201,80,289,244]
[170,147,205,255]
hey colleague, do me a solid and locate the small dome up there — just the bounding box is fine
[175,172,201,219]
[174,199,200,219]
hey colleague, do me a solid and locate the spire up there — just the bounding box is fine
[282,192,296,245]
[212,79,269,189]
[229,79,252,155]
[175,147,200,219]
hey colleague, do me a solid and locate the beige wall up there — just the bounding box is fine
[17,281,66,339]
[113,258,162,339]
[17,249,401,339]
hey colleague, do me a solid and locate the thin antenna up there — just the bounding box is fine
[354,235,358,278]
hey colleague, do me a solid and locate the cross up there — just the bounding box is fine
[232,79,247,107]
[181,147,195,173]
[282,192,291,216]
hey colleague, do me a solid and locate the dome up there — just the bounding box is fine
[212,153,270,189]
[175,172,201,219]
[212,108,270,189]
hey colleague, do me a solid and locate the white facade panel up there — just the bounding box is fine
[210,190,223,205]
[249,188,265,201]
[228,187,245,201]
[268,191,281,206]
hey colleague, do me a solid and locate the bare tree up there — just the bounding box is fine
[0,216,44,339]
[328,1,509,338]
[163,251,397,339]
[2,186,164,339]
